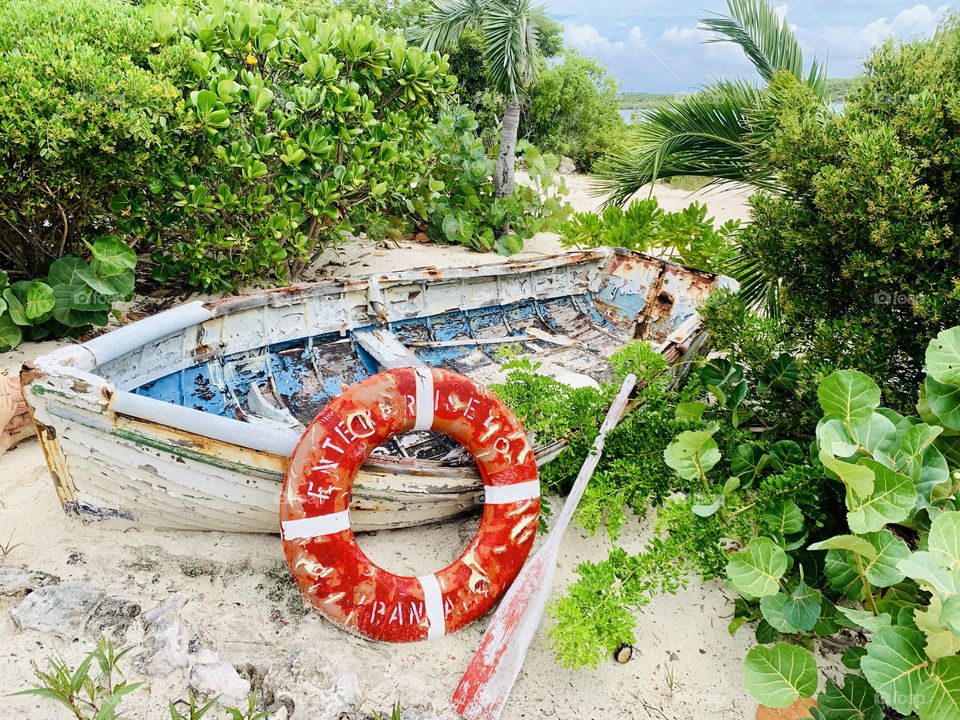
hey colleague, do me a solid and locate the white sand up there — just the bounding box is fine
[0,176,761,720]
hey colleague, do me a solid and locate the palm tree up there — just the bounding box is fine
[597,0,827,205]
[415,0,548,197]
[597,0,828,314]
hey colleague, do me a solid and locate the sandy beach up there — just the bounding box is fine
[0,176,762,720]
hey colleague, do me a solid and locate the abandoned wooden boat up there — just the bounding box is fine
[21,248,734,533]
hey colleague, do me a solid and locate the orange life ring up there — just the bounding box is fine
[280,367,540,643]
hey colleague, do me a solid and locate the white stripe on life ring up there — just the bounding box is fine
[418,573,446,640]
[413,367,434,431]
[483,480,541,504]
[281,510,350,540]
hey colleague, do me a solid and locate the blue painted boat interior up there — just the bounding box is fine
[132,292,629,460]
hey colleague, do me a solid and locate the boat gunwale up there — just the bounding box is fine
[22,250,729,464]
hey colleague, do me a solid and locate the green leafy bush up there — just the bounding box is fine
[726,18,960,408]
[547,352,837,668]
[524,51,628,171]
[0,237,136,350]
[549,326,960,717]
[560,198,741,273]
[725,330,960,716]
[414,107,569,254]
[0,0,182,280]
[120,0,456,291]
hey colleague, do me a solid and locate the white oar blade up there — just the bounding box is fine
[452,551,556,719]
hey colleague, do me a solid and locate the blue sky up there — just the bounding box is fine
[552,2,954,92]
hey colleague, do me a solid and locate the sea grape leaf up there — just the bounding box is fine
[88,236,136,275]
[732,443,772,485]
[46,256,86,286]
[23,281,55,320]
[0,314,22,350]
[744,643,818,708]
[76,267,120,297]
[824,550,865,601]
[675,401,707,422]
[941,596,960,635]
[819,451,874,497]
[809,535,878,560]
[860,626,930,715]
[925,377,960,432]
[770,440,804,466]
[760,593,798,633]
[810,674,882,720]
[835,607,891,633]
[3,288,28,325]
[915,595,960,661]
[664,428,721,481]
[817,419,859,459]
[862,530,910,588]
[782,579,822,632]
[895,423,945,475]
[897,551,959,597]
[701,358,743,389]
[692,496,723,517]
[764,500,805,536]
[726,537,789,598]
[818,370,881,424]
[929,511,960,572]
[926,327,960,386]
[916,656,960,720]
[848,412,898,463]
[846,459,915,534]
[763,354,800,391]
[841,647,867,670]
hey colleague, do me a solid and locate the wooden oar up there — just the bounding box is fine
[451,373,638,720]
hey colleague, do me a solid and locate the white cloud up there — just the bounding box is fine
[660,25,702,44]
[627,26,646,47]
[562,22,624,55]
[858,4,949,47]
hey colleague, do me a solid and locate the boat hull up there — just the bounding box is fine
[22,249,733,533]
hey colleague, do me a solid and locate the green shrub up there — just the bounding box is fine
[560,198,741,273]
[414,106,569,254]
[727,18,960,408]
[524,51,628,171]
[0,0,182,281]
[119,0,455,291]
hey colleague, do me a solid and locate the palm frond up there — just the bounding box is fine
[481,0,547,97]
[700,0,827,99]
[724,246,781,318]
[415,0,488,52]
[594,81,771,206]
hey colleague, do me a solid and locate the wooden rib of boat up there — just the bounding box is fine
[21,248,734,533]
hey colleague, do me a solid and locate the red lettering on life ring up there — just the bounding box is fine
[280,367,540,642]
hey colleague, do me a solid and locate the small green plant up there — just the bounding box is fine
[169,691,270,720]
[415,106,569,255]
[560,198,740,273]
[0,237,136,350]
[371,700,401,720]
[0,530,20,562]
[14,638,141,719]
